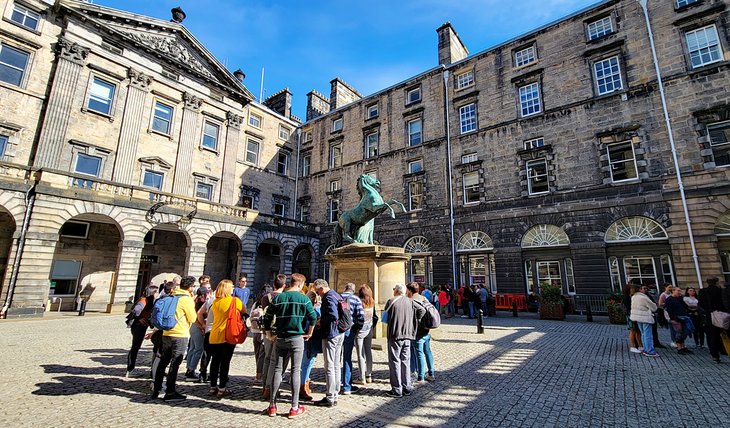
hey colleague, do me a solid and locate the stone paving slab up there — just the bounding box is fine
[0,313,728,427]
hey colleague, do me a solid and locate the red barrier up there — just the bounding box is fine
[495,294,527,311]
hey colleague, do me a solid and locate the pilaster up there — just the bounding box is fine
[220,111,243,205]
[186,245,208,280]
[108,240,144,313]
[172,92,203,195]
[113,69,152,184]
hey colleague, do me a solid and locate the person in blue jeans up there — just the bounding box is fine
[630,284,659,357]
[340,283,365,394]
[299,289,321,400]
[406,283,436,381]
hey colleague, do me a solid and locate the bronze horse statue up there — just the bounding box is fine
[333,174,406,247]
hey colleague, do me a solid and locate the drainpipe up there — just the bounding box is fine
[442,67,458,288]
[1,171,39,318]
[293,128,301,220]
[638,0,703,288]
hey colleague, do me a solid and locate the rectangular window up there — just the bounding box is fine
[142,170,163,190]
[75,153,102,177]
[660,254,675,285]
[330,180,340,192]
[241,195,253,209]
[408,159,423,174]
[408,119,422,146]
[686,25,723,69]
[463,171,480,204]
[537,261,562,289]
[676,0,699,8]
[152,101,173,134]
[329,199,340,222]
[364,132,378,158]
[456,70,474,89]
[519,82,541,117]
[708,121,730,166]
[60,221,89,239]
[195,181,213,200]
[524,137,545,150]
[459,103,477,134]
[87,77,116,115]
[201,121,219,150]
[10,3,40,30]
[623,256,658,287]
[587,16,613,41]
[273,202,285,217]
[330,144,342,168]
[406,87,421,104]
[0,135,7,158]
[279,125,291,141]
[515,46,536,67]
[607,141,638,182]
[526,159,549,195]
[277,152,289,175]
[0,44,29,87]
[408,181,423,211]
[304,130,312,142]
[301,154,311,177]
[299,204,310,223]
[246,139,260,165]
[594,56,623,95]
[50,259,82,295]
[332,118,343,132]
[367,104,379,119]
[144,230,155,245]
[461,153,477,164]
[248,112,262,128]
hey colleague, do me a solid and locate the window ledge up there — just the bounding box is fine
[200,146,220,155]
[527,191,550,197]
[688,60,729,77]
[1,18,42,37]
[610,178,641,185]
[512,60,539,73]
[463,201,480,206]
[148,129,174,140]
[454,83,475,92]
[81,107,114,122]
[459,130,478,137]
[586,31,617,45]
[365,114,379,122]
[594,89,627,101]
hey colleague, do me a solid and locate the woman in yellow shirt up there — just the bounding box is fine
[208,279,245,397]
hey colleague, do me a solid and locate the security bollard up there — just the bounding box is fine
[78,299,87,316]
[512,301,518,317]
[586,303,593,322]
[477,309,484,334]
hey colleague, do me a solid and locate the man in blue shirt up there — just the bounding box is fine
[232,274,250,308]
[314,279,343,407]
[340,283,365,395]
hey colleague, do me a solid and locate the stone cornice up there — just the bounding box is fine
[57,36,89,65]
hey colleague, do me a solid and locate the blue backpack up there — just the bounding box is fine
[150,295,181,330]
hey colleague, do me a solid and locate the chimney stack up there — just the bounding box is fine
[436,22,468,65]
[329,77,361,111]
[264,88,293,119]
[306,90,330,121]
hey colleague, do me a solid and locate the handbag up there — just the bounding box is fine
[224,298,247,345]
[710,310,730,330]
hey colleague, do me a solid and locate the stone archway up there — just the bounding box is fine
[204,231,241,286]
[0,207,16,297]
[292,244,314,281]
[255,239,283,290]
[137,223,191,298]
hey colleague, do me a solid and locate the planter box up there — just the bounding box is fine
[607,305,626,325]
[539,303,565,320]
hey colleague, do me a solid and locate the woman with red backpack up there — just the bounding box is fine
[208,279,246,397]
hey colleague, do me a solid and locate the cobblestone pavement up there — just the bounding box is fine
[0,312,728,427]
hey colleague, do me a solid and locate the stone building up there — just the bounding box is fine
[299,0,730,300]
[0,0,317,317]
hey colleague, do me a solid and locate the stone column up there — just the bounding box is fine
[6,228,59,317]
[34,37,90,169]
[186,245,207,280]
[109,240,144,313]
[112,69,152,184]
[172,92,203,195]
[219,112,242,205]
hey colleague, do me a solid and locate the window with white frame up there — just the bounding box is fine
[301,153,311,177]
[406,87,421,104]
[587,16,613,41]
[248,112,262,128]
[75,153,102,177]
[408,159,423,174]
[332,117,343,132]
[279,125,291,141]
[463,171,480,204]
[519,82,541,117]
[537,261,562,289]
[201,121,219,150]
[676,0,699,8]
[195,180,214,200]
[87,77,115,115]
[708,121,730,166]
[526,158,549,195]
[623,256,659,287]
[461,153,477,164]
[408,119,422,146]
[304,130,312,142]
[686,25,723,69]
[459,103,477,134]
[10,3,40,31]
[0,43,29,87]
[607,141,638,182]
[364,132,378,158]
[273,202,285,217]
[524,137,545,150]
[277,152,289,175]
[245,139,260,165]
[241,194,253,209]
[367,103,379,119]
[515,46,536,67]
[298,204,310,222]
[151,101,173,134]
[408,181,423,211]
[456,70,474,89]
[0,135,7,158]
[594,56,623,95]
[142,170,163,190]
[330,180,340,192]
[330,143,342,168]
[329,199,340,222]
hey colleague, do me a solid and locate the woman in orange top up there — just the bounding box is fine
[208,279,245,397]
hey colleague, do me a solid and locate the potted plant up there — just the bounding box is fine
[539,284,565,320]
[606,291,625,325]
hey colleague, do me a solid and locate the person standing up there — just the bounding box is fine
[406,282,436,382]
[314,279,344,407]
[151,276,196,401]
[630,284,658,357]
[299,288,321,401]
[383,284,425,397]
[340,282,365,395]
[261,274,287,400]
[438,286,450,318]
[185,286,212,380]
[250,285,272,385]
[232,274,251,309]
[699,277,727,363]
[478,285,489,318]
[125,285,158,377]
[684,287,704,348]
[208,279,246,397]
[623,281,643,353]
[356,284,376,385]
[665,287,693,355]
[262,273,317,418]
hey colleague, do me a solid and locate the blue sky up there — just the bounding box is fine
[95,0,600,120]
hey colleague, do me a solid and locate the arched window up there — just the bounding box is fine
[605,216,667,243]
[404,236,430,254]
[715,213,730,237]
[521,224,570,248]
[456,231,494,252]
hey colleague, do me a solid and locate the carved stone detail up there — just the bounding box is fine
[183,92,203,111]
[127,68,153,90]
[57,37,90,65]
[123,32,216,81]
[226,111,243,129]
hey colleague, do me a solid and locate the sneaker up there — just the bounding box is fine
[266,405,277,417]
[638,347,644,352]
[345,385,360,394]
[149,390,160,400]
[163,391,187,402]
[629,347,641,354]
[208,387,218,396]
[199,372,208,383]
[678,348,693,355]
[425,374,435,382]
[288,406,306,419]
[403,388,413,396]
[670,342,678,348]
[642,351,660,357]
[184,370,199,380]
[217,388,230,398]
[365,376,373,384]
[315,397,336,407]
[386,390,402,398]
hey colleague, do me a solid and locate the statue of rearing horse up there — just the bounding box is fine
[333,174,406,248]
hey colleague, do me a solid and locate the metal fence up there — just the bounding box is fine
[571,294,609,315]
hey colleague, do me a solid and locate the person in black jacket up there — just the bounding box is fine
[125,285,158,377]
[665,287,692,355]
[698,277,727,363]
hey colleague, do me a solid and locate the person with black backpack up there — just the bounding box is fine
[314,278,345,407]
[125,285,158,378]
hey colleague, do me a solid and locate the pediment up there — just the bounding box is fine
[139,156,172,169]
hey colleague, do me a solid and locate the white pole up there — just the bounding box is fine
[259,67,265,102]
[638,0,703,288]
[443,68,458,289]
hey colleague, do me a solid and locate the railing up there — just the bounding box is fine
[572,294,608,315]
[256,213,320,232]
